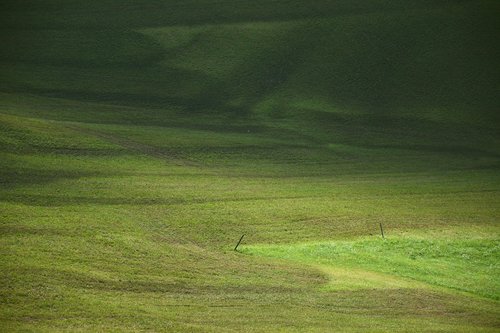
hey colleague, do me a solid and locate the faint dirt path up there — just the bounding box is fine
[65,123,206,169]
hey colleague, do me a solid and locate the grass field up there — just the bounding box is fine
[1,1,500,332]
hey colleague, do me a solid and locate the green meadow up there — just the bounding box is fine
[1,1,500,331]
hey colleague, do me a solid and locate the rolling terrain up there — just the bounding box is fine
[1,1,500,331]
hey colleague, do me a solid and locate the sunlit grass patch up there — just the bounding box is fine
[243,237,500,299]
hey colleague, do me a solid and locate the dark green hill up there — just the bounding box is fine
[1,1,499,138]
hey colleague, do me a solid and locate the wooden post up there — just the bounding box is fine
[379,223,385,239]
[234,234,245,251]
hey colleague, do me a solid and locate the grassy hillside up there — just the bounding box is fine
[1,1,499,332]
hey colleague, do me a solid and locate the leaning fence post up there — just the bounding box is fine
[379,223,385,239]
[234,234,245,251]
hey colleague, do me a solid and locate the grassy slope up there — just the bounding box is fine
[1,0,500,331]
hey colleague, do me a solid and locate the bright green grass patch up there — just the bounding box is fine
[243,237,500,300]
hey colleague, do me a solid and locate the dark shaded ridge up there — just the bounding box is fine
[2,2,499,123]
[0,0,468,29]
